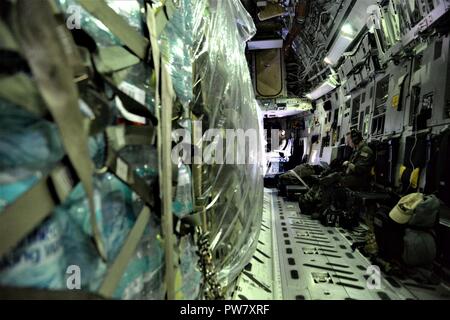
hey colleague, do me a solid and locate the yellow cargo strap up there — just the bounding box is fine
[0,161,79,258]
[11,0,106,260]
[105,125,157,209]
[0,19,19,51]
[99,206,151,297]
[77,0,150,61]
[147,2,177,300]
[0,73,47,117]
[93,46,140,75]
[289,169,311,190]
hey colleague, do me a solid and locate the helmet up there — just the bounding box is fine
[350,129,363,145]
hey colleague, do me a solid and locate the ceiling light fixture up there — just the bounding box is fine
[341,23,355,38]
[305,78,337,101]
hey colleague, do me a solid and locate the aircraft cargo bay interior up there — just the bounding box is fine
[0,0,450,303]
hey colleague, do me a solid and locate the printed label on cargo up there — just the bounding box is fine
[116,158,129,182]
[119,82,146,105]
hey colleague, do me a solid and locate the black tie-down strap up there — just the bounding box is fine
[0,158,79,259]
[104,125,157,209]
[104,77,158,126]
[78,85,113,136]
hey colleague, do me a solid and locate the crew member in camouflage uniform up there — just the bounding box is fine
[299,129,375,214]
[340,129,375,188]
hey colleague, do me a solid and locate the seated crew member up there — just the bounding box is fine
[339,129,375,189]
[299,129,374,214]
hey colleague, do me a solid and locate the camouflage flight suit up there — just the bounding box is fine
[340,141,375,189]
[299,142,374,214]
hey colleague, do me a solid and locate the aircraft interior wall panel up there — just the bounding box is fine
[318,146,333,164]
[426,35,450,127]
[349,88,362,130]
[331,100,341,146]
[342,97,352,139]
[384,61,411,135]
[359,87,373,136]
[394,133,410,188]
[418,38,439,127]
[341,103,352,142]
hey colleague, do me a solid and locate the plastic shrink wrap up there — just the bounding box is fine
[158,0,264,289]
[57,0,156,115]
[0,0,263,298]
[190,0,264,287]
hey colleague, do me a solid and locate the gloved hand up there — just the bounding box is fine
[346,162,356,174]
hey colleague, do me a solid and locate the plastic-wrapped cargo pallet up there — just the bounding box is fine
[0,0,263,300]
[190,0,264,291]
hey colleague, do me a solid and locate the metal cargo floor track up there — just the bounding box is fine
[232,189,450,300]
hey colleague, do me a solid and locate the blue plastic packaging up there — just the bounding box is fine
[0,216,67,289]
[113,218,165,300]
[173,163,193,218]
[0,99,65,211]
